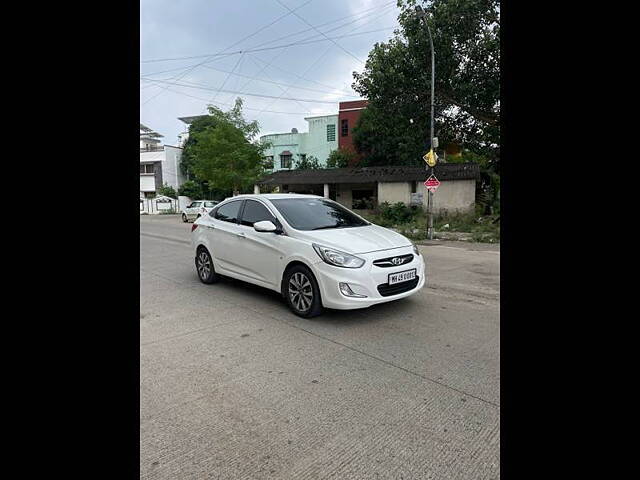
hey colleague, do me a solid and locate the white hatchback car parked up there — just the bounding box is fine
[191,194,426,317]
[181,200,219,222]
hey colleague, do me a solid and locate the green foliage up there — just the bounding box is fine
[157,183,177,199]
[187,98,267,193]
[177,180,203,199]
[352,0,500,167]
[326,148,357,168]
[180,116,219,178]
[378,202,425,224]
[294,155,321,170]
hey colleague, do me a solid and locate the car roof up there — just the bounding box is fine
[228,193,322,201]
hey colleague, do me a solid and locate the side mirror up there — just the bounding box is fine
[254,220,277,233]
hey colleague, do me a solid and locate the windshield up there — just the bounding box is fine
[270,198,370,231]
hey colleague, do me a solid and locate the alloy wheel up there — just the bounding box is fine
[288,272,313,312]
[196,251,211,281]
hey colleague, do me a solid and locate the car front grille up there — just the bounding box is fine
[377,276,420,297]
[372,254,414,268]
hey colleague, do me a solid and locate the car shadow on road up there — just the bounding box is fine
[217,275,418,327]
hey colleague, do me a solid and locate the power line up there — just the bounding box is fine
[142,0,314,106]
[141,80,331,115]
[189,63,358,97]
[141,27,394,65]
[140,77,343,104]
[275,0,364,64]
[140,1,395,64]
[204,52,245,111]
[257,43,334,114]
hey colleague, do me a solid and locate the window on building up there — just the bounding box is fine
[300,154,306,162]
[214,201,242,223]
[264,156,274,169]
[144,192,155,199]
[327,124,336,142]
[280,154,292,169]
[240,200,276,227]
[411,181,417,193]
[140,164,155,174]
[341,119,349,136]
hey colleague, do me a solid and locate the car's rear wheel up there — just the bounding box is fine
[182,213,188,222]
[284,265,323,318]
[195,247,219,284]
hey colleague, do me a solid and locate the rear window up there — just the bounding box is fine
[214,201,242,223]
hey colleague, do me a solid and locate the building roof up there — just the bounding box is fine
[140,123,164,137]
[178,115,209,125]
[339,100,368,111]
[258,163,480,185]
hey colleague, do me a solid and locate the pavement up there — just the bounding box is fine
[140,214,500,479]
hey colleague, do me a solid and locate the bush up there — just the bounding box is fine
[178,180,203,199]
[326,148,357,168]
[377,202,424,224]
[157,183,177,199]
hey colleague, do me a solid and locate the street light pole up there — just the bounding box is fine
[416,5,435,240]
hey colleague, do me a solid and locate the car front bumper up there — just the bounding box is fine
[310,246,426,310]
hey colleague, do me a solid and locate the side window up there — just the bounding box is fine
[240,200,275,227]
[193,202,202,207]
[204,201,217,208]
[214,201,242,223]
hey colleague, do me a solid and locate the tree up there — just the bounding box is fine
[352,0,500,167]
[180,115,219,178]
[326,148,357,168]
[177,180,203,199]
[157,183,177,199]
[294,154,321,169]
[189,98,267,193]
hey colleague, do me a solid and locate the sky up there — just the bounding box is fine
[140,0,400,145]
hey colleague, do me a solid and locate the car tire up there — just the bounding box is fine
[182,213,188,222]
[283,265,323,318]
[195,247,219,284]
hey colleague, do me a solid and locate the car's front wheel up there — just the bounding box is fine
[195,247,219,284]
[182,213,188,222]
[284,265,323,318]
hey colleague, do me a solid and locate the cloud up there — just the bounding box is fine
[140,0,399,143]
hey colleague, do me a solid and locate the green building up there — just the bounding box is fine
[260,114,338,171]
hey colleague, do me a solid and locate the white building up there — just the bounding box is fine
[140,123,186,198]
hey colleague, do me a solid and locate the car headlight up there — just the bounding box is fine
[412,243,421,256]
[312,244,365,268]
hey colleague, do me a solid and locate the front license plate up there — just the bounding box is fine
[388,268,417,285]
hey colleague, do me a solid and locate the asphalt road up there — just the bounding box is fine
[140,214,500,479]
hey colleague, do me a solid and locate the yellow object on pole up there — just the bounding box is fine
[423,149,438,167]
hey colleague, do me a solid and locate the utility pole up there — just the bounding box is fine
[416,5,436,240]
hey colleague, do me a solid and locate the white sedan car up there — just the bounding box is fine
[181,200,219,222]
[191,194,426,318]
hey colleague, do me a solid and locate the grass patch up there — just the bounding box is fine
[359,202,500,243]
